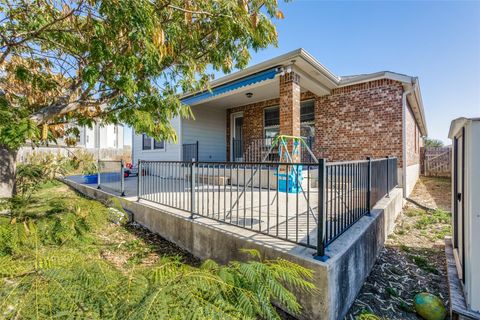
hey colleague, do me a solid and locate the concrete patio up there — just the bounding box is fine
[67,174,322,247]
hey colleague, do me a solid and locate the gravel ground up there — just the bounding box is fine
[346,177,452,319]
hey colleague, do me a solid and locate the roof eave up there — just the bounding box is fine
[181,48,340,100]
[338,71,415,87]
[448,117,480,139]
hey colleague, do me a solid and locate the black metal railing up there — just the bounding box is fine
[301,137,315,163]
[322,160,369,248]
[243,138,279,162]
[138,161,194,212]
[137,157,398,257]
[182,141,199,162]
[98,160,125,196]
[242,137,315,163]
[370,157,398,205]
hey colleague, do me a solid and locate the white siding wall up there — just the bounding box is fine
[117,125,124,148]
[465,121,480,312]
[85,127,95,148]
[99,126,108,148]
[77,126,86,146]
[182,106,226,162]
[132,116,182,163]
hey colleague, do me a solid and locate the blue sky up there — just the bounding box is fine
[125,0,480,145]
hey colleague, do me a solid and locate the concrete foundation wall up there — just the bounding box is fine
[405,164,420,197]
[63,178,403,320]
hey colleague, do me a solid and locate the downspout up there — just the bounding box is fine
[401,78,418,198]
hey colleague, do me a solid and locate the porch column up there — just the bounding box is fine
[279,71,301,160]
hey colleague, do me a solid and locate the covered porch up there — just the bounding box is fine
[180,49,338,163]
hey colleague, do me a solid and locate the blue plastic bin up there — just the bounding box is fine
[276,165,303,193]
[83,174,98,184]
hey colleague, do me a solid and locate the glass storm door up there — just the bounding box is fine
[232,114,243,161]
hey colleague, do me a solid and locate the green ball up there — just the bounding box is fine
[414,292,447,320]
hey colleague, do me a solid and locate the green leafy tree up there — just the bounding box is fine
[0,0,285,196]
[423,138,444,148]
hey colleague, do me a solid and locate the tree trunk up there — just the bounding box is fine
[0,145,17,198]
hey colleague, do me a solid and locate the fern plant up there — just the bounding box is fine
[0,249,315,319]
[0,183,316,319]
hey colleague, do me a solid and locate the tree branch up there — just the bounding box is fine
[167,4,232,18]
[0,0,85,66]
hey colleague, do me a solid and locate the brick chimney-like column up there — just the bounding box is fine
[279,71,301,160]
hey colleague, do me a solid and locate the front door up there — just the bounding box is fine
[232,113,243,161]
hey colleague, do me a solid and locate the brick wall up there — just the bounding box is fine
[226,78,423,168]
[314,79,405,167]
[226,98,277,161]
[226,92,314,161]
[279,72,301,137]
[405,100,421,166]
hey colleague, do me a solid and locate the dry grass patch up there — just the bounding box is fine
[346,177,451,319]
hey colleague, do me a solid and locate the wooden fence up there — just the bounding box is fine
[421,146,452,177]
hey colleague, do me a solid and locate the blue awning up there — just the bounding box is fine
[181,67,279,105]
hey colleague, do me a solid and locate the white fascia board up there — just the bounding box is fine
[412,79,428,137]
[448,117,480,139]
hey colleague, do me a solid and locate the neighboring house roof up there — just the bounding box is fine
[181,48,428,136]
[448,117,480,138]
[339,71,416,86]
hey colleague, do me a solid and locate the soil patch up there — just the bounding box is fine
[346,176,451,319]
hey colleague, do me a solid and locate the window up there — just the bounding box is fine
[142,134,152,150]
[300,100,315,123]
[263,102,315,139]
[264,106,280,139]
[264,106,280,127]
[154,139,165,150]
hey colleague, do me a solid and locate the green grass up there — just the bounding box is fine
[398,246,439,274]
[356,310,381,320]
[414,209,451,230]
[385,287,398,297]
[406,254,439,274]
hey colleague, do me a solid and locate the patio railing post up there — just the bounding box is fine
[195,141,199,162]
[316,158,327,258]
[137,160,141,201]
[386,156,390,198]
[190,158,196,218]
[367,157,372,214]
[120,159,125,196]
[97,160,101,189]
